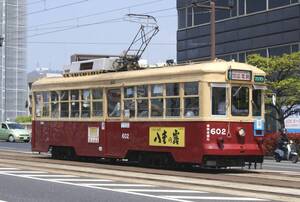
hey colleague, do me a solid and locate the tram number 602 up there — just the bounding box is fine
[121,133,130,140]
[209,128,226,135]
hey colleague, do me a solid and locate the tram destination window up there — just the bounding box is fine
[212,87,226,115]
[252,89,262,116]
[107,89,121,117]
[231,86,249,116]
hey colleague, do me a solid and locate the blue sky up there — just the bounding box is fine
[27,0,177,71]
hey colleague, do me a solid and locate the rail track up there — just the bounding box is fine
[0,150,299,202]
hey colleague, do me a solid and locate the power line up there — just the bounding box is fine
[27,41,176,46]
[6,0,90,20]
[28,0,166,29]
[26,6,176,38]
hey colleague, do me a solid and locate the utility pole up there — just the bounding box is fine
[192,0,232,60]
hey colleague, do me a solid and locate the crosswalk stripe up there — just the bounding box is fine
[0,168,19,170]
[20,175,78,178]
[163,196,266,201]
[117,189,206,193]
[0,171,47,174]
[83,184,155,187]
[50,179,112,182]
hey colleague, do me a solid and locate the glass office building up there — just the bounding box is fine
[0,0,27,122]
[177,0,300,63]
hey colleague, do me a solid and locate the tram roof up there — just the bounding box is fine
[32,60,265,91]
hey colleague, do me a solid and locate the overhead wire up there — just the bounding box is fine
[28,0,166,29]
[26,6,176,38]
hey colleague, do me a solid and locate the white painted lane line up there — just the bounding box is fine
[50,179,112,182]
[83,184,155,187]
[0,200,7,202]
[21,175,78,178]
[0,168,19,170]
[162,196,267,201]
[0,172,205,202]
[0,171,47,174]
[117,189,206,193]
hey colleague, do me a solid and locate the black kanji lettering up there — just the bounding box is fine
[173,129,180,145]
[162,130,167,144]
[154,132,162,143]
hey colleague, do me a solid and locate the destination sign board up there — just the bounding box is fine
[254,75,265,83]
[228,70,252,81]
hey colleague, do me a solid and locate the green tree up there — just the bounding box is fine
[15,116,32,123]
[247,51,300,130]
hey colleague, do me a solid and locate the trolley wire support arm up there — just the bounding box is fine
[114,14,159,71]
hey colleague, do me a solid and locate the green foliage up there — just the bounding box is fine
[247,51,300,129]
[15,116,32,123]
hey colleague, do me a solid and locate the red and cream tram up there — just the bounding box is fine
[31,59,266,167]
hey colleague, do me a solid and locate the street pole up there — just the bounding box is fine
[210,0,216,60]
[192,1,232,61]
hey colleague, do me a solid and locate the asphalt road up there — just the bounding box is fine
[0,141,299,173]
[0,166,267,202]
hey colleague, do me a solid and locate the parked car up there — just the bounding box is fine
[0,122,30,143]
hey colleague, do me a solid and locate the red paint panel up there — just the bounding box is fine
[32,120,263,164]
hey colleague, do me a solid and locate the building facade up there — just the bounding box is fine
[0,0,27,121]
[177,0,300,63]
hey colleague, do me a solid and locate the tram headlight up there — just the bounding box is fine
[238,128,246,137]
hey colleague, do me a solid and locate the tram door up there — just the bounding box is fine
[105,88,123,156]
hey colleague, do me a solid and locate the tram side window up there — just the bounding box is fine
[212,87,226,115]
[124,87,135,118]
[42,92,49,117]
[71,90,80,117]
[231,86,249,116]
[252,90,262,116]
[166,83,180,117]
[107,89,121,117]
[51,91,59,118]
[34,93,42,117]
[137,85,149,117]
[184,82,199,117]
[92,88,103,117]
[81,89,91,118]
[60,90,69,118]
[151,84,163,117]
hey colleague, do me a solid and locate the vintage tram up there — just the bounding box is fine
[31,59,266,167]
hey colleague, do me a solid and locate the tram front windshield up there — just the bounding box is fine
[231,86,249,116]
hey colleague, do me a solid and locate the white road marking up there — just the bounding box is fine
[21,174,78,178]
[0,172,192,202]
[0,171,47,174]
[0,200,7,202]
[117,189,206,193]
[50,179,112,182]
[0,168,268,202]
[163,196,267,201]
[83,183,155,187]
[0,168,19,170]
